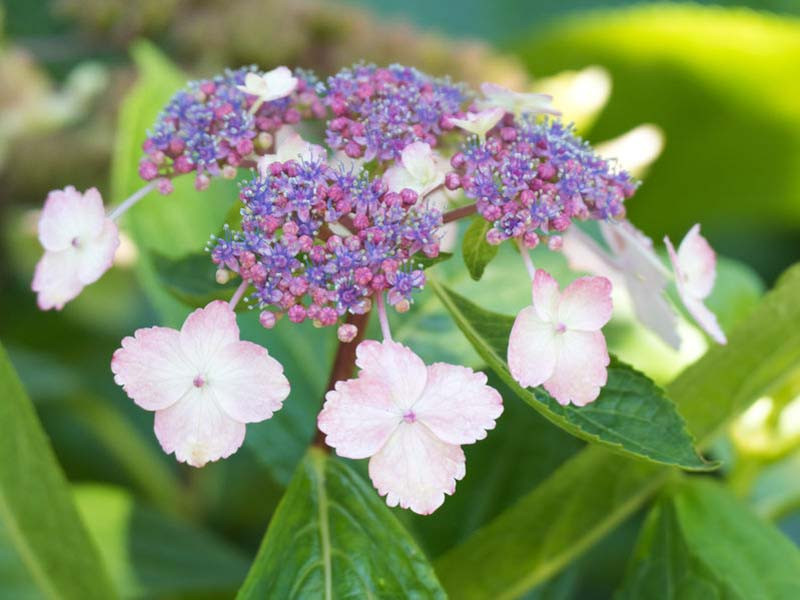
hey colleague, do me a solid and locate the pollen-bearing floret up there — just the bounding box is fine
[139,66,325,189]
[325,63,465,161]
[210,158,442,328]
[448,115,638,249]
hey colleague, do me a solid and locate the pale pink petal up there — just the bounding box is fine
[626,277,681,349]
[354,340,427,410]
[450,107,505,138]
[38,187,105,252]
[413,363,502,445]
[561,227,619,280]
[179,301,240,366]
[75,219,120,284]
[154,391,246,468]
[665,233,726,344]
[682,295,727,345]
[369,423,465,515]
[318,374,401,459]
[676,224,716,299]
[383,164,418,193]
[111,326,195,411]
[31,250,84,310]
[508,305,558,388]
[401,142,434,180]
[261,66,298,101]
[557,276,613,332]
[544,330,609,406]
[531,269,560,322]
[208,341,290,423]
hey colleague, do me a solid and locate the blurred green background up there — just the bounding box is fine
[1,1,799,598]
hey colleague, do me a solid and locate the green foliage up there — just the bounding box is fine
[434,262,800,598]
[462,217,499,280]
[430,279,710,470]
[74,484,249,598]
[238,448,446,599]
[516,5,800,278]
[151,252,241,309]
[0,341,117,599]
[618,478,800,599]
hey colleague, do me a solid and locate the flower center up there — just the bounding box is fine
[402,410,416,424]
[555,322,567,334]
[193,375,206,388]
[71,236,81,248]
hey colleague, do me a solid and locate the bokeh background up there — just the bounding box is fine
[1,1,799,598]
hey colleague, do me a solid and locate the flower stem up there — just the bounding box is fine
[312,310,371,449]
[107,182,156,221]
[376,292,393,342]
[228,280,249,309]
[518,240,536,280]
[442,203,477,224]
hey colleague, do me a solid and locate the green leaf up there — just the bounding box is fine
[462,218,499,280]
[73,484,249,598]
[238,448,446,599]
[434,262,800,598]
[430,278,709,470]
[151,252,240,309]
[0,340,117,599]
[413,250,454,271]
[617,478,800,599]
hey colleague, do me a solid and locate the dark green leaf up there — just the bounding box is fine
[412,251,453,271]
[462,218,499,281]
[430,279,710,470]
[74,484,249,598]
[0,341,117,599]
[238,448,446,599]
[151,252,240,309]
[617,478,800,599]
[435,262,800,598]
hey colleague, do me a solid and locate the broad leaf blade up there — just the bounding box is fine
[74,484,249,598]
[238,448,446,599]
[618,478,800,599]
[151,252,240,309]
[0,341,117,599]
[430,278,709,470]
[435,263,800,598]
[462,218,499,281]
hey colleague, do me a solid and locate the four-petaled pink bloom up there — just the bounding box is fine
[665,224,727,344]
[508,270,613,406]
[449,107,505,141]
[32,186,120,310]
[111,300,290,468]
[318,340,503,515]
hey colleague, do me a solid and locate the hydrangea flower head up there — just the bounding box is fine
[449,116,637,247]
[111,301,290,467]
[140,66,324,189]
[665,224,726,344]
[32,186,119,310]
[210,158,442,327]
[318,340,502,514]
[325,63,465,161]
[508,269,612,406]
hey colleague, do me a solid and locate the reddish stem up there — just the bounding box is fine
[443,203,477,223]
[312,310,371,448]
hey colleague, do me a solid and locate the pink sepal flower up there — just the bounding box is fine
[562,220,680,348]
[383,142,448,197]
[111,301,290,468]
[478,82,561,118]
[508,270,612,406]
[237,66,298,103]
[665,224,727,344]
[32,186,119,310]
[257,126,327,175]
[449,107,505,140]
[318,340,502,515]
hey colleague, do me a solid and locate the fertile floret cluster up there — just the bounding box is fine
[325,64,465,161]
[448,115,638,248]
[139,67,325,190]
[211,158,441,327]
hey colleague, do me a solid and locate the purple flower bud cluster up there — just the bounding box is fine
[140,67,325,190]
[325,64,465,162]
[447,115,638,248]
[210,158,441,327]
